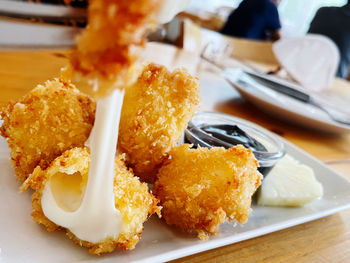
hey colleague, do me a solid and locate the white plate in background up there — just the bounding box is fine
[1,117,350,262]
[222,68,350,134]
[0,0,84,49]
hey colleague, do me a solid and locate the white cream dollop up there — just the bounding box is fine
[257,154,323,207]
[41,89,124,243]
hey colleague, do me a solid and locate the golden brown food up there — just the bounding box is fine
[119,63,200,183]
[68,0,162,97]
[153,144,261,239]
[0,79,95,182]
[21,147,160,255]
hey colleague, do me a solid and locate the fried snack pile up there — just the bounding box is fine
[0,79,95,182]
[0,0,264,256]
[22,147,159,255]
[153,144,261,239]
[69,0,161,97]
[1,63,199,185]
[0,64,261,253]
[119,63,200,183]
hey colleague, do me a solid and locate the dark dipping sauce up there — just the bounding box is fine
[185,124,272,175]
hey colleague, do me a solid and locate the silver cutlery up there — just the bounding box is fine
[233,71,350,126]
[200,49,350,126]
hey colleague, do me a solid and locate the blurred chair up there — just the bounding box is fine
[176,6,227,31]
[181,19,279,65]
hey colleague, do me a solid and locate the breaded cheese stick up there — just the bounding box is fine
[67,0,162,97]
[119,63,200,183]
[21,147,160,255]
[153,144,261,239]
[0,79,95,182]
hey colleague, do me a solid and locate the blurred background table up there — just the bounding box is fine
[0,42,350,263]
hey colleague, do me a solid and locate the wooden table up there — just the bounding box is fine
[1,43,350,263]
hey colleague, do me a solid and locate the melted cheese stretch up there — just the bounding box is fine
[41,89,124,243]
[40,0,192,244]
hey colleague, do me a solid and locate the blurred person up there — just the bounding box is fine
[308,2,350,79]
[220,0,282,41]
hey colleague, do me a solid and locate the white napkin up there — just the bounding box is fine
[273,34,340,92]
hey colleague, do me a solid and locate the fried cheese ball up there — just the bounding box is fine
[68,0,162,97]
[21,147,160,255]
[153,144,261,239]
[119,63,200,183]
[0,79,95,182]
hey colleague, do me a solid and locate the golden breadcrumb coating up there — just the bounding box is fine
[69,0,161,97]
[119,63,200,183]
[153,144,261,239]
[0,79,95,182]
[21,147,160,255]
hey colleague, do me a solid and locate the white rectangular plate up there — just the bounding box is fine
[1,136,350,263]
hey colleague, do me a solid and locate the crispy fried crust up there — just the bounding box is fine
[0,79,95,182]
[22,147,160,255]
[0,63,200,184]
[69,0,161,96]
[153,144,261,239]
[119,63,200,183]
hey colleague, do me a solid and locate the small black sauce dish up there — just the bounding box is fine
[185,111,285,176]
